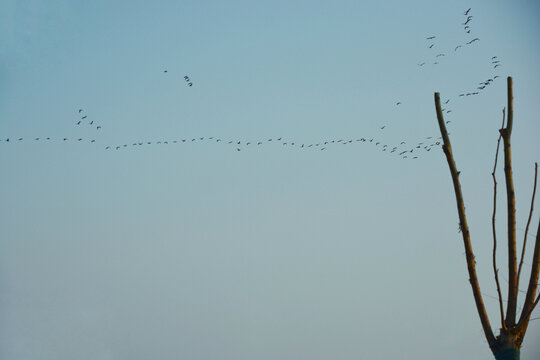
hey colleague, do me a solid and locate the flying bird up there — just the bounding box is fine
[426,36,436,40]
[188,82,193,87]
[396,102,401,105]
[418,62,426,66]
[81,116,87,119]
[455,45,462,51]
[429,44,434,48]
[464,8,471,15]
[467,38,480,44]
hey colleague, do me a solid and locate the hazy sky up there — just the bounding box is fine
[1,1,540,359]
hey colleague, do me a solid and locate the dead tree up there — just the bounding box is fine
[434,77,539,360]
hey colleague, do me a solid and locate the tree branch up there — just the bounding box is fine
[434,92,496,346]
[492,108,507,330]
[517,163,538,289]
[501,77,518,327]
[518,218,540,329]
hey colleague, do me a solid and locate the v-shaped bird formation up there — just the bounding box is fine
[1,8,503,162]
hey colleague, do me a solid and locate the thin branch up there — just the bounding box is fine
[517,163,538,288]
[518,218,540,329]
[501,77,518,327]
[434,92,496,346]
[492,108,506,330]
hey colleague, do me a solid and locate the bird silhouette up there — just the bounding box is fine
[464,8,471,15]
[455,45,462,51]
[426,36,436,40]
[81,116,87,119]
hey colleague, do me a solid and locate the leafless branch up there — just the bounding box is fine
[517,163,538,289]
[517,219,540,329]
[492,108,507,330]
[501,77,518,327]
[434,92,496,346]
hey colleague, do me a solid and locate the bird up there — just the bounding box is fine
[455,45,462,51]
[105,146,110,149]
[464,8,471,15]
[467,38,480,44]
[426,36,436,40]
[164,70,168,73]
[380,126,386,129]
[494,64,500,68]
[89,121,94,125]
[81,116,87,119]
[396,102,401,105]
[91,139,95,143]
[96,126,101,130]
[78,109,83,113]
[418,62,426,66]
[429,44,434,48]
[63,138,68,141]
[77,121,81,125]
[188,82,193,87]
[436,53,445,57]
[447,110,452,114]
[184,76,189,80]
[444,100,450,104]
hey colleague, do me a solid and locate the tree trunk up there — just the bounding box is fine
[493,348,520,360]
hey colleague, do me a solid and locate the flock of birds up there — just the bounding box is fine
[1,8,503,162]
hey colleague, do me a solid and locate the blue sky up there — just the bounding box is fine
[1,0,540,359]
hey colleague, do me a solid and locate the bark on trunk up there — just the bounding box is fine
[493,348,520,360]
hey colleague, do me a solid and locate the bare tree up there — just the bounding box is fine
[434,77,539,359]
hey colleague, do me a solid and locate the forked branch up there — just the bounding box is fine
[492,108,506,330]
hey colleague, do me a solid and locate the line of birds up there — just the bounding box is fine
[3,6,505,165]
[0,130,446,160]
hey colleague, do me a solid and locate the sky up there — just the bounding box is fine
[1,0,540,359]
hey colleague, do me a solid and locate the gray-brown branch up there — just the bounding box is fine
[434,92,496,346]
[501,77,518,327]
[517,219,540,332]
[492,108,506,330]
[517,163,538,290]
